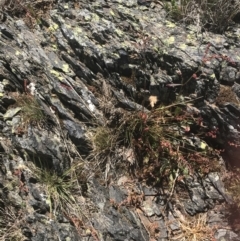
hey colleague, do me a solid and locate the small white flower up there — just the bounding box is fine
[87,99,95,111]
[27,82,36,95]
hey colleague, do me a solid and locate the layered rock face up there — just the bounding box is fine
[0,0,240,240]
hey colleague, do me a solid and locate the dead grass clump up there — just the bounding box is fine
[164,0,240,33]
[0,205,25,241]
[175,212,215,241]
[223,169,240,232]
[0,0,55,27]
[215,85,239,106]
[89,126,119,165]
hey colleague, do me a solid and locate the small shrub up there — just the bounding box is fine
[119,102,220,184]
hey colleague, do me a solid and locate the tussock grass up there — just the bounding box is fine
[88,96,220,185]
[29,160,84,218]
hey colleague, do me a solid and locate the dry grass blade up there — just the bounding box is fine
[175,212,215,241]
[164,0,240,33]
[0,205,25,241]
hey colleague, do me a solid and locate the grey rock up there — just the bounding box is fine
[220,66,237,84]
[3,107,21,120]
[207,172,232,203]
[215,229,238,241]
[0,0,239,240]
[12,127,68,173]
[142,199,161,216]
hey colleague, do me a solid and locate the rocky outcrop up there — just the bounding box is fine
[0,0,240,240]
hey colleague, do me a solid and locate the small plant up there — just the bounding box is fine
[168,42,236,97]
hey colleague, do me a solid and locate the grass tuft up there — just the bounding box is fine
[92,127,114,152]
[29,160,84,218]
[7,94,46,135]
[17,94,46,126]
[89,126,119,168]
